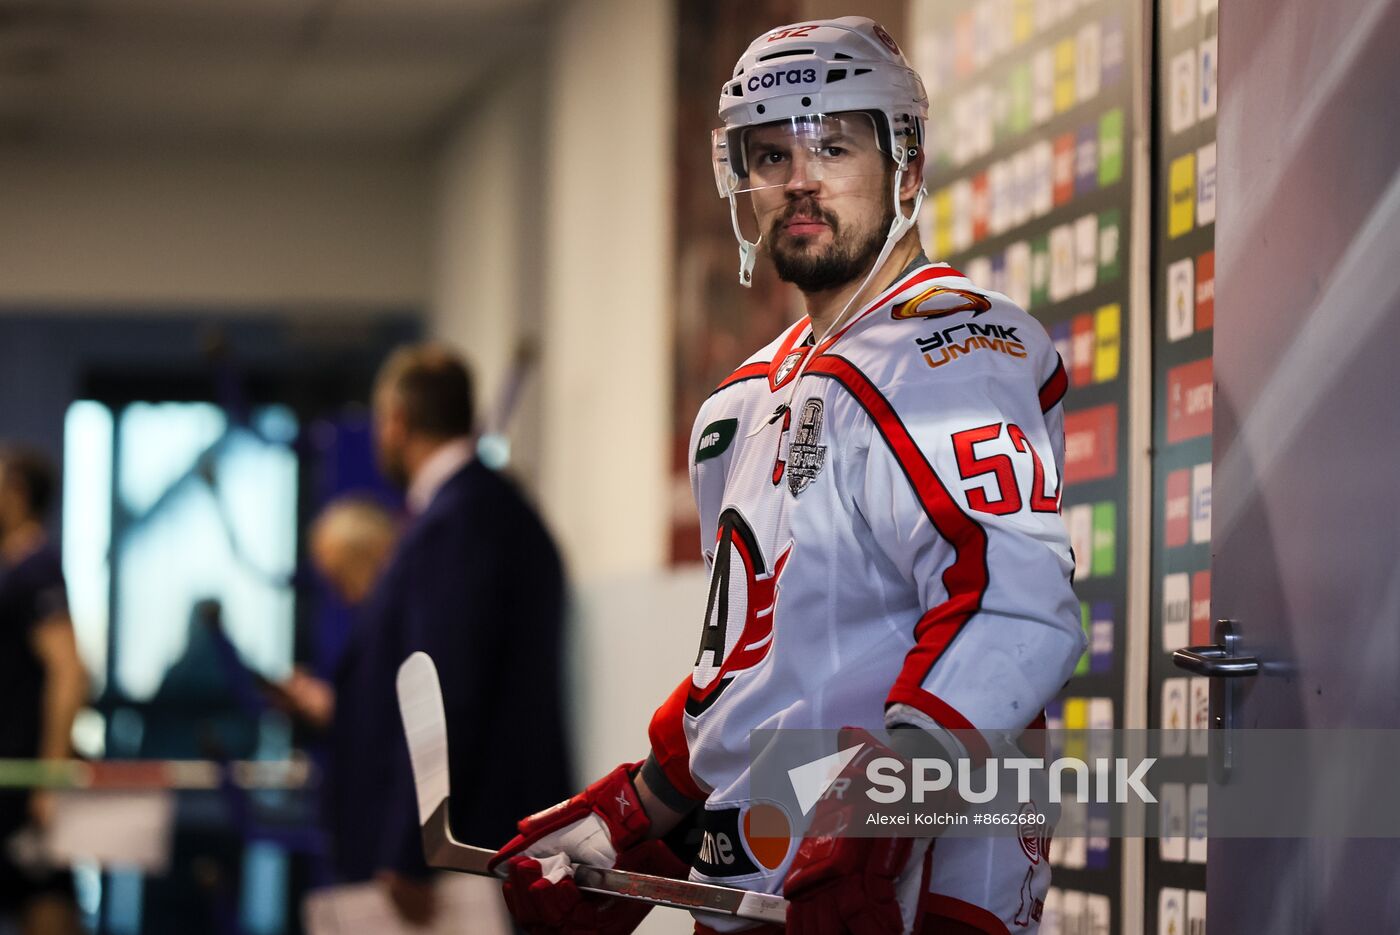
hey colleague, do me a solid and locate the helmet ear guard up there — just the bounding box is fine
[869,109,924,169]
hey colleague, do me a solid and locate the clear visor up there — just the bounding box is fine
[712,112,886,197]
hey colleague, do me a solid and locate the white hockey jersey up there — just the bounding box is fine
[646,260,1085,928]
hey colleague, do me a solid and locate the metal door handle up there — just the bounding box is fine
[1173,645,1259,677]
[1172,620,1256,784]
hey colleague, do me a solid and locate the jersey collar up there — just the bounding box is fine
[768,318,813,392]
[813,259,966,358]
[767,255,965,392]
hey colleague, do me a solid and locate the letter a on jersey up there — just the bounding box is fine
[688,509,792,717]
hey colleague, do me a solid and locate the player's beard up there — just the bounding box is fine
[768,196,894,294]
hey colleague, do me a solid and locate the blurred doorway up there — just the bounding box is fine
[0,311,419,935]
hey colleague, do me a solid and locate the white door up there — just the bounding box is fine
[1204,0,1400,929]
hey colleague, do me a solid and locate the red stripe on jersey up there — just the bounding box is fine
[814,265,967,357]
[921,894,1014,935]
[646,678,708,802]
[1038,356,1069,412]
[712,317,816,398]
[804,355,991,716]
[886,686,993,762]
[713,361,770,393]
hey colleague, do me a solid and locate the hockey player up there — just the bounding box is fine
[491,17,1085,934]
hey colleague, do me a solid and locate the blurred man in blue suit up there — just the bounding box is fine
[320,344,572,926]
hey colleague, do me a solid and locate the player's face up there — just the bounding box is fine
[744,114,893,293]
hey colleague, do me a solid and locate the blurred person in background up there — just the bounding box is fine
[279,496,401,732]
[308,496,400,609]
[0,447,86,935]
[317,344,571,927]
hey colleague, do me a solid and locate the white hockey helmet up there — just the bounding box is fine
[712,17,930,286]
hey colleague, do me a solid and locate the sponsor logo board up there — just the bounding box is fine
[1166,358,1213,443]
[1199,35,1218,118]
[1163,572,1190,651]
[1169,49,1196,134]
[1167,258,1195,341]
[1195,251,1215,330]
[1196,142,1217,226]
[1098,108,1124,186]
[1165,468,1190,547]
[1094,304,1121,383]
[1064,404,1118,483]
[1169,153,1196,238]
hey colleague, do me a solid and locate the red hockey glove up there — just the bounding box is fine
[490,762,687,935]
[783,729,933,935]
[500,840,687,935]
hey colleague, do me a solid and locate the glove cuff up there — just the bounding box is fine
[490,760,652,873]
[580,761,651,851]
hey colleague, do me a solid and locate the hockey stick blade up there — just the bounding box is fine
[394,652,788,925]
[397,651,452,826]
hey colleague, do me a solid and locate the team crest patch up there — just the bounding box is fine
[772,348,808,389]
[890,286,992,320]
[787,398,827,496]
[872,23,901,55]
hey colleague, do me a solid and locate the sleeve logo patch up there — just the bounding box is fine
[915,321,1028,369]
[890,287,992,320]
[696,419,739,463]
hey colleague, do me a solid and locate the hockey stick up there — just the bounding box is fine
[394,652,788,925]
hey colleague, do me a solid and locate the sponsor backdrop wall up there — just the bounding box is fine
[908,0,1141,928]
[907,0,1218,932]
[1148,0,1216,931]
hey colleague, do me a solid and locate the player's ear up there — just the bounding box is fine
[899,149,925,204]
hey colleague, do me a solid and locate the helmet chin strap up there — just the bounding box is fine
[745,164,927,438]
[811,165,926,347]
[729,193,761,286]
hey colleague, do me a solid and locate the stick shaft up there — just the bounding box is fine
[420,800,787,925]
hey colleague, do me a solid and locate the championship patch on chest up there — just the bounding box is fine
[786,398,827,496]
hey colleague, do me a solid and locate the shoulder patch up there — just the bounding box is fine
[890,286,992,320]
[695,418,738,463]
